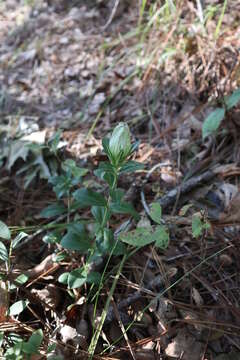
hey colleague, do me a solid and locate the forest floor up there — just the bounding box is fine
[1,0,240,359]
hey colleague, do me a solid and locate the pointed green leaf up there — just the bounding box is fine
[67,267,88,289]
[40,203,66,218]
[225,88,240,110]
[154,225,169,249]
[87,271,101,285]
[58,272,69,284]
[110,201,140,220]
[192,215,203,238]
[60,223,90,251]
[12,232,28,249]
[0,221,11,240]
[23,329,43,354]
[73,188,107,207]
[202,108,225,139]
[149,203,162,224]
[0,241,8,262]
[8,300,29,316]
[120,227,154,247]
[120,160,145,173]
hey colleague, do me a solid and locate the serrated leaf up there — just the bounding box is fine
[40,203,66,218]
[0,220,11,240]
[0,241,8,262]
[225,88,240,110]
[120,227,154,247]
[8,300,29,316]
[149,203,162,224]
[202,108,225,139]
[73,188,107,207]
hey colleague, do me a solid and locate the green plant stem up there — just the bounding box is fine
[91,168,118,327]
[88,253,127,358]
[214,0,228,39]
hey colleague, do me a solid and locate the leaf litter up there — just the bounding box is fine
[0,0,240,359]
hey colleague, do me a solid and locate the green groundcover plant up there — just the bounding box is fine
[0,123,171,358]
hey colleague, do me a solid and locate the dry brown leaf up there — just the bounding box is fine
[165,329,205,359]
[192,287,204,307]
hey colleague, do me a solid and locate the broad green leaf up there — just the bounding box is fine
[62,159,88,178]
[50,174,72,199]
[58,272,69,284]
[225,88,240,110]
[110,201,139,220]
[94,162,115,187]
[40,203,66,218]
[60,223,90,251]
[149,203,162,224]
[0,241,8,262]
[23,329,43,354]
[120,160,145,173]
[12,274,29,288]
[43,231,62,244]
[95,162,115,176]
[202,108,225,139]
[0,220,11,240]
[110,188,125,203]
[54,253,67,262]
[48,129,62,154]
[73,188,107,207]
[12,232,28,249]
[67,267,88,289]
[47,343,57,353]
[154,225,169,249]
[102,137,111,158]
[112,241,126,256]
[7,140,30,170]
[120,227,154,247]
[91,206,105,224]
[8,300,29,316]
[87,271,101,285]
[192,215,203,238]
[109,123,131,162]
[10,274,29,289]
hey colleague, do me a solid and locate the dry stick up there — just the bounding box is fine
[105,273,166,324]
[156,169,216,209]
[141,169,216,217]
[102,0,120,31]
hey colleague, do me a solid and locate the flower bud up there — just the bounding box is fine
[109,123,131,163]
